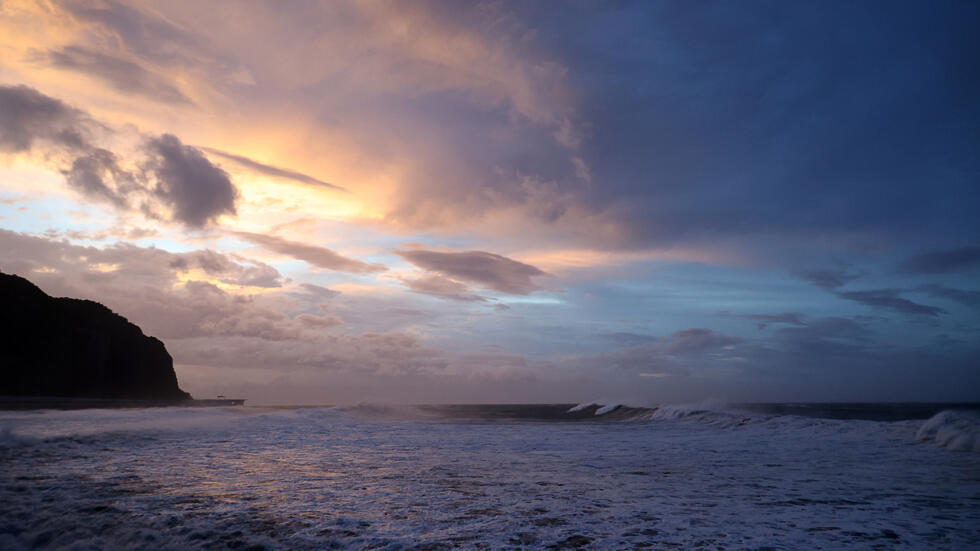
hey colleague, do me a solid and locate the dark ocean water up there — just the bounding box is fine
[1,402,978,549]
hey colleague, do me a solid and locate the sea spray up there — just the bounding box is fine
[917,409,980,451]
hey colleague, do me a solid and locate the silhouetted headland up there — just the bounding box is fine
[0,271,243,409]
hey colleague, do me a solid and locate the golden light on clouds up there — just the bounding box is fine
[173,269,279,295]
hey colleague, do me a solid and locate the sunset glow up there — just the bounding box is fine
[1,0,978,405]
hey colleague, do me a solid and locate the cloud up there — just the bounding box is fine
[0,229,347,346]
[58,0,248,80]
[796,269,859,290]
[233,231,385,274]
[562,327,740,379]
[0,85,239,228]
[59,0,195,59]
[918,284,980,308]
[4,228,977,403]
[33,45,193,105]
[0,227,284,292]
[898,246,980,274]
[729,312,807,330]
[169,249,284,288]
[295,283,340,300]
[597,332,657,347]
[296,314,343,329]
[0,84,90,153]
[837,289,946,318]
[797,267,946,317]
[143,134,238,227]
[398,274,487,302]
[774,316,873,344]
[395,249,546,295]
[0,230,465,402]
[662,328,740,355]
[0,84,126,207]
[200,148,347,192]
[61,148,131,208]
[8,2,980,260]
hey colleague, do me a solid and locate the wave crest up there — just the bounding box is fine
[917,410,980,452]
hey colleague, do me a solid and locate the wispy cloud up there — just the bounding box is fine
[721,311,807,330]
[398,274,487,302]
[396,249,546,295]
[30,45,193,105]
[898,246,980,274]
[796,269,859,291]
[837,289,946,318]
[918,283,980,308]
[234,231,385,274]
[797,267,946,317]
[200,147,347,192]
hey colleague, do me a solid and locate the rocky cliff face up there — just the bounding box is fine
[0,272,191,400]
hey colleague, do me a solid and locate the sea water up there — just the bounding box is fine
[0,403,977,550]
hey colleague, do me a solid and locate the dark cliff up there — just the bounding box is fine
[0,272,191,400]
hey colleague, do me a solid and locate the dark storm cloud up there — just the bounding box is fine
[233,231,385,274]
[144,134,238,227]
[918,284,980,309]
[398,274,487,302]
[200,148,347,192]
[795,269,858,291]
[898,246,980,274]
[395,250,546,295]
[837,289,946,318]
[34,45,193,105]
[0,84,90,152]
[498,1,980,249]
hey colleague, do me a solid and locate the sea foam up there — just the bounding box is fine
[917,409,980,451]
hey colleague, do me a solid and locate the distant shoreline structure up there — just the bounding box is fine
[0,396,245,411]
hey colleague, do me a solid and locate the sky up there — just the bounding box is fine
[1,0,978,405]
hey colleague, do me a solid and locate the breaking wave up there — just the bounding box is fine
[916,409,980,452]
[2,402,978,455]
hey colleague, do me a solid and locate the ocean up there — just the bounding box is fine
[1,403,977,550]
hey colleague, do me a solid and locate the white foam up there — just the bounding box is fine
[567,401,599,413]
[1,405,978,549]
[650,399,730,420]
[916,410,980,452]
[594,404,622,415]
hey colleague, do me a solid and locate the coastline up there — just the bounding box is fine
[0,396,245,410]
